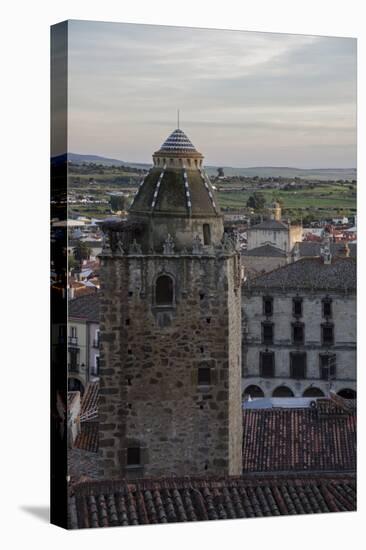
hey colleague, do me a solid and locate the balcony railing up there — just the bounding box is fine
[68,336,79,348]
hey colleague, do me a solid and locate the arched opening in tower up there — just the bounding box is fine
[155,274,174,306]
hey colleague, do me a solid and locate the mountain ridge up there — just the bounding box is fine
[53,153,357,181]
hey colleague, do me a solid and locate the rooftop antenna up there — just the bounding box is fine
[177,109,180,129]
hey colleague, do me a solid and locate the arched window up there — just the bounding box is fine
[155,274,174,306]
[243,385,264,399]
[272,386,294,397]
[303,387,324,397]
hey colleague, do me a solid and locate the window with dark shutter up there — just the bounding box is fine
[292,322,304,345]
[322,298,332,318]
[263,297,273,316]
[319,354,336,379]
[262,322,274,344]
[293,297,303,317]
[290,352,306,379]
[321,323,334,345]
[260,352,275,377]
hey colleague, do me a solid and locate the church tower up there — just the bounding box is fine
[270,200,282,221]
[98,127,243,479]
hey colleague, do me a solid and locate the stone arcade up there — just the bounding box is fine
[98,128,243,479]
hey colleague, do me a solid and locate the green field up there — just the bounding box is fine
[216,185,356,215]
[68,165,356,221]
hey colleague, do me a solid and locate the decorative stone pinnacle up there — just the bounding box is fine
[129,239,142,254]
[192,234,203,254]
[163,234,175,255]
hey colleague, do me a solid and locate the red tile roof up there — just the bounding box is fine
[242,402,356,473]
[74,422,99,453]
[80,381,99,417]
[69,474,356,528]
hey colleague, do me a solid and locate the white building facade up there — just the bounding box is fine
[241,256,356,399]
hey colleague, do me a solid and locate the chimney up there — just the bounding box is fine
[292,242,300,262]
[339,242,350,258]
[321,235,332,264]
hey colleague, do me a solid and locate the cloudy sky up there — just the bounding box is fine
[68,20,356,168]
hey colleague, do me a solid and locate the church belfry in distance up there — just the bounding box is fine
[98,127,243,479]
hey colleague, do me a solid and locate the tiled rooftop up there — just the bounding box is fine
[80,381,99,417]
[244,257,356,291]
[242,402,356,473]
[69,474,356,528]
[74,422,99,453]
[68,293,100,322]
[157,128,198,154]
[249,219,289,231]
[299,241,356,258]
[242,244,287,257]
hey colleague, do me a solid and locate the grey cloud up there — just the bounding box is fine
[67,21,356,168]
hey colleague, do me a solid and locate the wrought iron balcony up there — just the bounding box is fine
[68,336,79,348]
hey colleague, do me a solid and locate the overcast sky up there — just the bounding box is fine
[68,20,356,168]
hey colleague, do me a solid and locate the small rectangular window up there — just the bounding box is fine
[322,323,334,345]
[293,297,303,317]
[198,367,211,385]
[322,298,332,318]
[290,352,306,379]
[127,447,140,466]
[263,297,273,316]
[262,322,274,344]
[260,352,275,377]
[319,354,336,380]
[292,323,304,344]
[203,224,211,245]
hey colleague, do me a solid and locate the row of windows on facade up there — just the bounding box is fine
[261,321,334,345]
[67,326,100,346]
[263,296,332,318]
[259,351,336,380]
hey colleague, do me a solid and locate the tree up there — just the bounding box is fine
[110,193,126,212]
[68,254,78,270]
[73,241,91,263]
[246,192,266,211]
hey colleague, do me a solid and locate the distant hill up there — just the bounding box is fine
[203,165,357,181]
[62,153,356,181]
[64,153,150,170]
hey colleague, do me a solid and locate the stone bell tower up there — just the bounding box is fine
[98,127,243,479]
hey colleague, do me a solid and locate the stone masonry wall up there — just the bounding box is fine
[98,250,243,479]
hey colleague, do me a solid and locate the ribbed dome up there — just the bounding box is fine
[157,128,199,154]
[129,127,221,220]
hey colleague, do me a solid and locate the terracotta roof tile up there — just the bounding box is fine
[242,404,356,473]
[69,474,356,528]
[244,257,356,291]
[68,293,100,322]
[74,422,99,453]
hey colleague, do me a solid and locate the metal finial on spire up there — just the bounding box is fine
[177,109,180,129]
